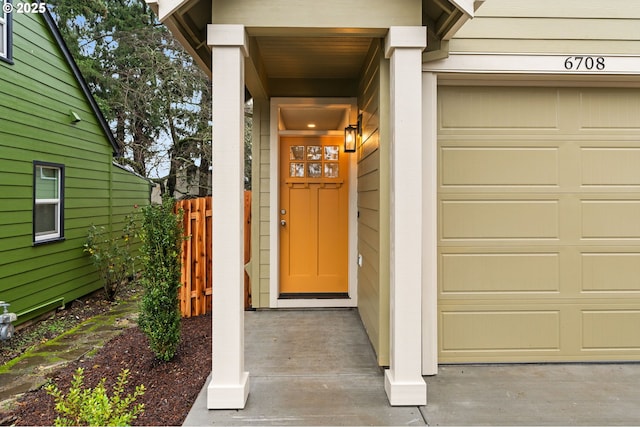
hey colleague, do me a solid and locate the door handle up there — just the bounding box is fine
[280,220,287,227]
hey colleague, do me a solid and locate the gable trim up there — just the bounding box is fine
[40,1,121,157]
[448,0,475,17]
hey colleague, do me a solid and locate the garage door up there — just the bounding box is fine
[438,86,640,363]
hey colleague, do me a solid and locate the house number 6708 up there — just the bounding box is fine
[564,56,606,71]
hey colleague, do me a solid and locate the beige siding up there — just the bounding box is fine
[357,39,390,366]
[450,0,640,54]
[251,98,271,308]
[439,86,640,363]
[212,0,421,29]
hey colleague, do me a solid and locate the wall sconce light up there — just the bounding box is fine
[344,114,361,153]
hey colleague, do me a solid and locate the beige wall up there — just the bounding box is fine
[450,0,640,54]
[212,0,421,30]
[251,98,271,308]
[357,39,390,366]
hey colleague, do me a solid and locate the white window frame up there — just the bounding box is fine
[33,162,64,244]
[0,6,6,59]
[0,0,9,61]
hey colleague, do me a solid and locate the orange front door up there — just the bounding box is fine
[279,136,349,295]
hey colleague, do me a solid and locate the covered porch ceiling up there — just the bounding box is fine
[147,0,482,130]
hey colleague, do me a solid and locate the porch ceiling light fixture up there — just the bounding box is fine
[344,116,361,153]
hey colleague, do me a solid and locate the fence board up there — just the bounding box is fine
[244,191,252,309]
[176,193,251,317]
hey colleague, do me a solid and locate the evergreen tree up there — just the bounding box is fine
[48,0,212,193]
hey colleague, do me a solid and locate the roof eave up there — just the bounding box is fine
[146,0,190,23]
[439,0,483,40]
[146,0,211,75]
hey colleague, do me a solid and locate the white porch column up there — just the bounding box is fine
[384,26,428,406]
[207,24,250,409]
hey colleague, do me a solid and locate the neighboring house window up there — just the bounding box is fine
[0,0,12,63]
[33,162,64,243]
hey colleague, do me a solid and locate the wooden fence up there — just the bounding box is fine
[176,192,251,317]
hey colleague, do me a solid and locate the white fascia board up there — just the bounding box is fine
[153,0,190,22]
[441,14,470,40]
[440,0,476,41]
[448,0,475,17]
[442,0,484,40]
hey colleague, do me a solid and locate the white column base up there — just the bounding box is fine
[207,372,250,409]
[384,370,427,406]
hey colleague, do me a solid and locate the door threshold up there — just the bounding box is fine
[274,295,356,308]
[279,292,349,300]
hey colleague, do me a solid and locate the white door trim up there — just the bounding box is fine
[269,97,358,308]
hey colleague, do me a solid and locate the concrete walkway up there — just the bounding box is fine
[184,308,640,426]
[183,309,425,426]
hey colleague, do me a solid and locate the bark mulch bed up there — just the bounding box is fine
[1,312,211,426]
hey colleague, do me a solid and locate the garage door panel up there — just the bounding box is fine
[440,86,560,130]
[582,148,640,186]
[581,200,640,238]
[582,253,640,292]
[440,305,640,361]
[582,310,640,349]
[441,147,559,186]
[441,253,560,293]
[441,310,561,352]
[579,88,640,131]
[441,200,559,240]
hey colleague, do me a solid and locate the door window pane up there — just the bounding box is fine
[307,162,322,178]
[290,162,305,177]
[307,146,322,161]
[324,163,339,178]
[290,146,305,160]
[324,146,339,161]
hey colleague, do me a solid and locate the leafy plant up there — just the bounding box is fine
[138,197,184,361]
[84,212,139,301]
[45,367,145,426]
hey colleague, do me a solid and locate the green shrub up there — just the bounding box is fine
[45,367,145,427]
[138,197,184,361]
[84,211,139,301]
